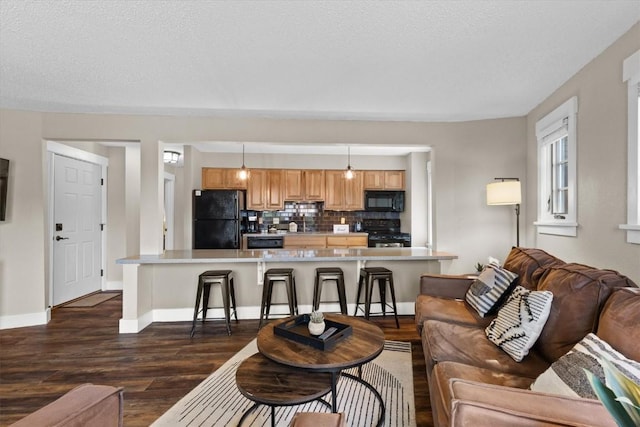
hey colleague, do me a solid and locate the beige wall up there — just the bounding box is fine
[525,22,640,280]
[2,23,638,327]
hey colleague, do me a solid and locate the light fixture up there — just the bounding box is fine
[163,150,180,164]
[486,178,522,246]
[238,144,249,180]
[344,146,354,180]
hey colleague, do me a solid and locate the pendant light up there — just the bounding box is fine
[344,146,354,180]
[238,144,249,180]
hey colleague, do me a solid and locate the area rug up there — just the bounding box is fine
[60,292,120,308]
[152,339,415,427]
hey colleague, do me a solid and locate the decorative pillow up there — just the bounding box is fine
[485,286,553,362]
[465,262,518,317]
[530,333,640,398]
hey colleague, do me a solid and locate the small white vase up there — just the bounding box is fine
[308,320,326,336]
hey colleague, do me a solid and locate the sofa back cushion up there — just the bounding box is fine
[534,263,635,362]
[502,247,564,291]
[597,287,640,361]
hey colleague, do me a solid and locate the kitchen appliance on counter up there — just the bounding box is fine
[362,219,411,247]
[364,190,405,212]
[193,189,244,249]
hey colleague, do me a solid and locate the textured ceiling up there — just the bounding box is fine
[0,1,639,123]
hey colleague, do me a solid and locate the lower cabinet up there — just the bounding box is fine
[326,235,368,248]
[283,234,368,249]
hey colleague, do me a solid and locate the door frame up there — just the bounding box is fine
[163,171,175,250]
[46,141,108,308]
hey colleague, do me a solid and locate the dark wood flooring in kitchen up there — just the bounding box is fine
[0,293,432,426]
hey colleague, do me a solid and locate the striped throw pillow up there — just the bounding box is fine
[465,263,518,317]
[530,333,640,398]
[485,286,553,362]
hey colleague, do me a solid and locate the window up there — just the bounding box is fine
[620,49,640,244]
[535,97,578,236]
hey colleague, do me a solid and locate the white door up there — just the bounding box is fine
[53,155,102,305]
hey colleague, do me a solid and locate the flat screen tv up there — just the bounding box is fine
[0,158,8,221]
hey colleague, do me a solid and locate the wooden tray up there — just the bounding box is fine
[273,315,353,351]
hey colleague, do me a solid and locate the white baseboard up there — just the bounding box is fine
[105,280,123,291]
[119,310,153,333]
[127,302,416,331]
[0,308,51,330]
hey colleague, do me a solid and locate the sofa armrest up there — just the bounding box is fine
[10,383,124,427]
[419,274,474,300]
[449,379,616,427]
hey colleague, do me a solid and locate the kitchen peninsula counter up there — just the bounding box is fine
[117,247,455,264]
[116,248,457,334]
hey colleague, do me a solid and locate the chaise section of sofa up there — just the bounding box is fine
[415,247,638,427]
[10,383,124,427]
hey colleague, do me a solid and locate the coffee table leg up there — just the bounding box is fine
[331,371,338,413]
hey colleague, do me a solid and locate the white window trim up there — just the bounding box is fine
[534,96,578,237]
[619,49,640,244]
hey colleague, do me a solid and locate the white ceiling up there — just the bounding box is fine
[1,1,639,126]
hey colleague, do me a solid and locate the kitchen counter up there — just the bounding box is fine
[116,247,457,334]
[117,247,455,264]
[242,232,369,237]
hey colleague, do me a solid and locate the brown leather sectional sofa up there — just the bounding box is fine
[415,247,639,427]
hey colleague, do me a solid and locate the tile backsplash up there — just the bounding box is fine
[251,202,399,233]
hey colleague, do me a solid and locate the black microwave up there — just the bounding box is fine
[364,190,405,212]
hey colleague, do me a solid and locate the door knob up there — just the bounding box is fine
[55,236,69,241]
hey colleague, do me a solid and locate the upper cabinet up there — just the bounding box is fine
[284,170,325,201]
[202,168,247,190]
[202,167,401,211]
[246,169,284,210]
[324,170,364,211]
[363,170,405,190]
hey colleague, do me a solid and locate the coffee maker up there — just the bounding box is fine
[245,211,259,233]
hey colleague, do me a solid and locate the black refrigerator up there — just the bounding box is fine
[193,190,245,249]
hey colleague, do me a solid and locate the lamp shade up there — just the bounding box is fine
[486,181,521,205]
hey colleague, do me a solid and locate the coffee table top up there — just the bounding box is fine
[257,314,385,370]
[235,353,332,406]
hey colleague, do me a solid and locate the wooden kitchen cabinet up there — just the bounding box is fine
[326,235,368,248]
[324,170,363,211]
[384,171,405,190]
[246,169,284,210]
[284,170,325,201]
[363,170,405,190]
[202,168,247,190]
[283,234,326,249]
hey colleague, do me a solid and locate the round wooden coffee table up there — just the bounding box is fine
[235,353,332,427]
[257,314,385,425]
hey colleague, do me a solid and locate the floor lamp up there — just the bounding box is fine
[486,178,522,247]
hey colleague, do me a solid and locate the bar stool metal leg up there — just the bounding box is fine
[191,276,204,337]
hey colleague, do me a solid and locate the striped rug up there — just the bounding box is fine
[152,339,415,427]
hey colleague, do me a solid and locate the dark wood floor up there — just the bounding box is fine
[0,293,432,426]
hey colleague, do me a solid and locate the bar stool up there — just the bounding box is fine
[354,267,399,328]
[259,268,298,329]
[191,270,237,337]
[313,267,348,315]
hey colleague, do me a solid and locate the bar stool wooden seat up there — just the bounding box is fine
[191,270,237,337]
[313,267,348,315]
[259,268,298,329]
[354,267,399,328]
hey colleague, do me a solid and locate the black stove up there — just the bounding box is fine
[362,219,411,248]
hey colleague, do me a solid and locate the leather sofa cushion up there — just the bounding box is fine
[597,287,640,360]
[534,263,636,362]
[415,295,493,333]
[433,362,533,426]
[502,247,564,291]
[422,320,549,379]
[449,380,617,427]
